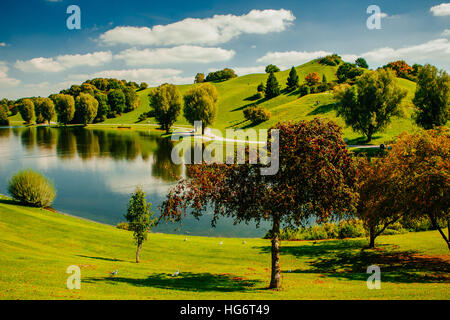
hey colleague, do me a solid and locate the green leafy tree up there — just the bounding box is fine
[286,67,299,91]
[76,93,99,125]
[0,104,9,126]
[265,64,280,73]
[257,82,265,92]
[183,83,219,134]
[53,94,75,125]
[139,82,148,90]
[94,93,110,122]
[194,73,205,83]
[123,87,140,112]
[355,57,369,69]
[39,98,56,125]
[335,69,407,142]
[149,83,182,133]
[413,64,449,129]
[337,62,363,83]
[18,99,35,124]
[265,72,280,99]
[160,119,359,289]
[125,186,155,263]
[108,89,126,116]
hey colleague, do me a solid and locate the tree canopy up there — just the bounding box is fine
[150,83,182,133]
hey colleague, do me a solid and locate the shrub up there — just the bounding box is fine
[319,54,342,66]
[243,105,271,123]
[116,222,130,230]
[305,72,321,86]
[8,169,56,207]
[298,84,310,97]
[205,68,237,82]
[337,219,365,239]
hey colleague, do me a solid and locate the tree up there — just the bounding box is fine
[243,105,271,123]
[355,57,369,69]
[194,73,205,83]
[265,72,280,99]
[183,83,218,134]
[257,82,265,92]
[125,186,155,263]
[413,64,449,129]
[37,98,56,125]
[335,69,407,142]
[385,128,450,249]
[160,119,359,288]
[53,94,75,125]
[286,67,299,91]
[0,104,9,126]
[17,99,35,124]
[149,83,182,133]
[322,74,327,83]
[382,60,414,80]
[75,93,98,125]
[108,89,126,116]
[140,82,148,90]
[94,92,110,122]
[123,87,140,112]
[265,64,280,73]
[205,68,237,82]
[337,63,363,83]
[304,72,320,86]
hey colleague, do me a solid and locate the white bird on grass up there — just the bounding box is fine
[111,270,118,276]
[184,237,187,241]
[219,241,223,245]
[172,270,180,277]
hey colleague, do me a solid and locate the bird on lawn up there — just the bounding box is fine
[219,241,223,245]
[172,270,180,277]
[184,237,187,241]
[242,241,246,244]
[110,270,118,276]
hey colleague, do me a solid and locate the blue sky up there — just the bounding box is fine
[0,0,449,99]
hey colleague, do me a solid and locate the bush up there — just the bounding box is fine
[116,222,130,230]
[243,105,271,123]
[337,219,365,239]
[319,54,342,66]
[298,84,310,97]
[8,169,56,207]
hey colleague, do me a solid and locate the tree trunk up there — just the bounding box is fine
[368,225,376,248]
[136,243,142,263]
[269,215,281,289]
[429,214,450,250]
[202,126,205,135]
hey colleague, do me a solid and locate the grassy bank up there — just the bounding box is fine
[0,196,448,299]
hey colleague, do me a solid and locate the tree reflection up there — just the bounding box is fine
[151,137,182,182]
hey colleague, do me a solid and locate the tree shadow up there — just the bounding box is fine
[255,239,450,284]
[76,255,127,262]
[346,136,382,145]
[307,103,335,116]
[84,272,262,292]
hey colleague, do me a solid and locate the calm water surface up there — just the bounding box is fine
[0,126,269,237]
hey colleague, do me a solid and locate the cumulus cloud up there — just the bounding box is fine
[232,65,266,76]
[68,68,192,86]
[99,9,295,46]
[256,50,331,69]
[0,61,20,87]
[115,46,235,66]
[359,38,450,63]
[430,3,450,16]
[15,51,113,73]
[442,29,450,37]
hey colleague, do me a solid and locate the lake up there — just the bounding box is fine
[0,126,270,237]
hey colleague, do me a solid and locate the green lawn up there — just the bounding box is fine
[0,196,448,300]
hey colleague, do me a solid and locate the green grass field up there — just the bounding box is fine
[0,196,448,300]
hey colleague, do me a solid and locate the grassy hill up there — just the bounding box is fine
[0,195,448,299]
[104,60,420,144]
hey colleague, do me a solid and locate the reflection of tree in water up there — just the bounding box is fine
[36,127,57,150]
[56,128,77,159]
[104,131,141,161]
[20,128,36,151]
[76,129,100,160]
[151,137,182,182]
[0,128,11,139]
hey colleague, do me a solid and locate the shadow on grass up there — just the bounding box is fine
[256,239,450,284]
[307,103,335,116]
[76,255,127,262]
[346,136,382,145]
[84,272,262,292]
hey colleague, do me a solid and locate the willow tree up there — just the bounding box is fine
[160,119,359,289]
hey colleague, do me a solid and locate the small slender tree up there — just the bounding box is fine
[286,67,299,91]
[53,94,75,125]
[413,64,449,129]
[183,83,218,134]
[150,83,182,133]
[18,99,35,124]
[125,186,155,263]
[39,98,56,126]
[304,72,320,86]
[265,72,280,99]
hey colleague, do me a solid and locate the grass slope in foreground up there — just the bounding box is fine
[103,60,420,144]
[0,197,448,299]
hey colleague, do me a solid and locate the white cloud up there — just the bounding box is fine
[69,68,192,86]
[442,29,450,37]
[0,42,7,47]
[232,65,266,76]
[256,50,331,69]
[0,61,20,87]
[99,9,295,46]
[359,38,450,63]
[15,51,113,73]
[115,46,235,66]
[341,54,359,63]
[430,3,450,16]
